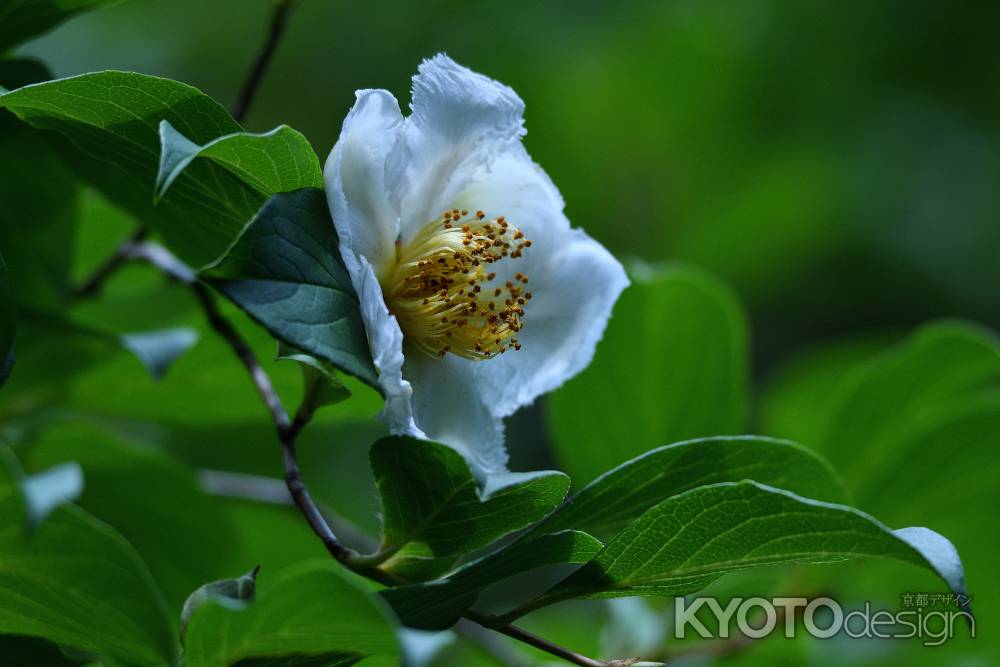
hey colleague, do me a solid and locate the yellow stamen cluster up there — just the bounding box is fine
[385,208,533,359]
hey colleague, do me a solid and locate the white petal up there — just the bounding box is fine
[392,54,526,238]
[459,151,630,418]
[353,255,424,440]
[475,229,629,417]
[404,352,507,474]
[325,89,405,279]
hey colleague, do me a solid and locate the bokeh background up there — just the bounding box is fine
[4,0,999,665]
[24,0,1000,362]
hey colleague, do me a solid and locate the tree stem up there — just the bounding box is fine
[464,611,632,667]
[231,0,297,123]
[125,241,356,565]
[109,239,625,667]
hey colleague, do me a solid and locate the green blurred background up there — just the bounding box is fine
[4,0,999,665]
[23,0,1000,366]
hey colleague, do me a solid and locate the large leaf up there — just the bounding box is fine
[758,331,898,447]
[156,120,322,201]
[382,529,603,630]
[181,560,399,667]
[0,0,115,52]
[855,392,1000,522]
[534,436,847,538]
[0,71,254,267]
[534,481,968,611]
[23,424,244,615]
[369,436,570,581]
[11,308,196,383]
[0,98,79,312]
[0,447,176,666]
[816,320,1000,486]
[844,393,1000,660]
[202,188,377,386]
[548,265,749,485]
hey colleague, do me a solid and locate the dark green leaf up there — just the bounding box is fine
[539,481,968,609]
[180,566,259,643]
[156,120,322,200]
[758,331,899,446]
[22,425,245,615]
[12,309,197,383]
[0,446,176,666]
[181,560,399,667]
[855,392,1000,521]
[533,436,847,538]
[0,71,255,267]
[383,530,603,630]
[548,265,749,485]
[0,0,116,52]
[0,112,79,311]
[817,320,1000,487]
[369,435,570,580]
[203,188,377,386]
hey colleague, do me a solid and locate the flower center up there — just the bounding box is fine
[384,208,532,360]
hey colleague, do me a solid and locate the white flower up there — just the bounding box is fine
[324,55,628,473]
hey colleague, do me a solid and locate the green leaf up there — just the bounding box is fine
[21,461,83,529]
[181,560,399,667]
[0,446,176,666]
[758,331,899,447]
[0,0,116,52]
[0,106,80,312]
[22,424,245,615]
[533,436,847,538]
[0,71,255,267]
[0,252,14,387]
[13,309,197,383]
[277,341,351,417]
[538,481,968,609]
[156,120,322,201]
[548,265,749,485]
[203,188,377,387]
[369,435,570,581]
[382,529,603,630]
[180,566,259,643]
[817,320,1000,487]
[854,392,1000,521]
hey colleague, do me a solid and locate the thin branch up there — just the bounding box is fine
[464,611,641,667]
[122,240,634,667]
[125,241,356,565]
[72,225,148,299]
[198,469,377,552]
[231,0,297,123]
[454,619,533,667]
